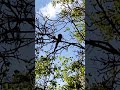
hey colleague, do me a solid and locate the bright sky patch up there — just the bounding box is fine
[40,2,62,19]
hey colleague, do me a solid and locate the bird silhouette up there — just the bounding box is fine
[54,34,62,52]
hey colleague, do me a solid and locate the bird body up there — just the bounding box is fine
[54,34,62,52]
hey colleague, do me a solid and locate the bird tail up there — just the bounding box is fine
[54,41,58,52]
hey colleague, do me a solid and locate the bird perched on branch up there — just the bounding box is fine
[54,34,62,52]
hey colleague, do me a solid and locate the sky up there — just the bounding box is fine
[36,0,61,19]
[35,0,66,86]
[35,0,50,11]
[40,2,62,19]
[36,0,83,19]
[35,0,85,66]
[35,0,81,57]
[36,0,68,20]
[35,0,84,87]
